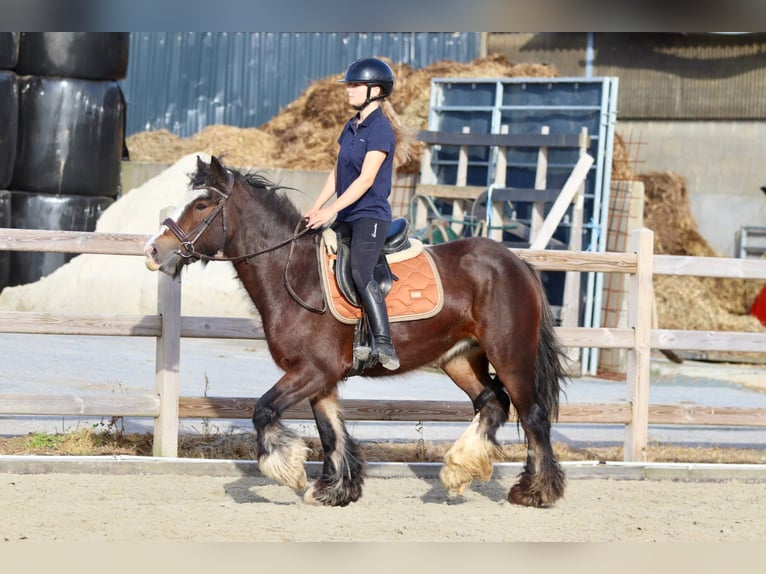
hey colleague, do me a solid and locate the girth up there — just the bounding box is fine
[334,217,411,307]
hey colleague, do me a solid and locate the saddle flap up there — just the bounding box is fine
[319,235,444,325]
[334,237,393,307]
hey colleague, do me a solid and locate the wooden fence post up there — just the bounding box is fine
[624,228,654,461]
[153,211,182,457]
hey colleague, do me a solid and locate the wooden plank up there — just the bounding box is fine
[0,312,162,336]
[179,398,766,428]
[179,397,473,422]
[556,327,635,349]
[647,404,766,427]
[414,184,486,200]
[2,394,763,429]
[558,403,632,424]
[530,125,549,242]
[0,313,263,339]
[511,249,638,273]
[6,318,758,353]
[178,397,634,425]
[651,329,766,353]
[654,254,766,279]
[487,124,509,242]
[0,228,147,255]
[489,187,562,203]
[529,152,594,250]
[180,316,265,339]
[417,130,583,149]
[450,126,471,235]
[0,394,160,417]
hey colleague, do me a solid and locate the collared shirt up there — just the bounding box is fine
[335,106,395,223]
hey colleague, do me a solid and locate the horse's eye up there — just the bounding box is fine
[195,201,208,211]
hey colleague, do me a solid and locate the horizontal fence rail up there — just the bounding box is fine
[0,226,765,462]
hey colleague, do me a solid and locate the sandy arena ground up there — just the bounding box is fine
[1,468,764,542]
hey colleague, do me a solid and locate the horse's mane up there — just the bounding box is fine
[190,159,304,226]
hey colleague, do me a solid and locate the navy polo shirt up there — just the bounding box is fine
[335,107,395,223]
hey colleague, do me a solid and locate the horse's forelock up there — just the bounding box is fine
[189,159,220,190]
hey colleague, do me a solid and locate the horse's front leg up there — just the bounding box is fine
[251,373,317,492]
[304,387,365,507]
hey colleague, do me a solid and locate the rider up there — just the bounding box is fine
[303,57,413,370]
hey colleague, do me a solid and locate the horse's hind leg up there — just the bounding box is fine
[439,351,511,497]
[496,366,565,508]
[303,387,365,507]
[509,395,566,508]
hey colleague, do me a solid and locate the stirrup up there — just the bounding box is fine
[353,343,373,362]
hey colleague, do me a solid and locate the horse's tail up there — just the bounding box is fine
[531,267,569,421]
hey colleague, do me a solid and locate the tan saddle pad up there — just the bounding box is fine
[319,232,444,325]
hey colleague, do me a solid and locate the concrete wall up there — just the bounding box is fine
[618,120,766,257]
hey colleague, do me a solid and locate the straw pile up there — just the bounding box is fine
[127,54,556,173]
[125,125,280,170]
[640,171,764,333]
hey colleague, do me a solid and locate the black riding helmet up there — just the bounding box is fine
[338,58,395,111]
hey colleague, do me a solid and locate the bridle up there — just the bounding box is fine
[161,169,324,314]
[162,170,234,261]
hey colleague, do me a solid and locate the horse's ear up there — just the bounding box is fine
[196,155,206,171]
[210,155,223,173]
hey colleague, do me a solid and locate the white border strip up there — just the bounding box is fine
[0,455,764,481]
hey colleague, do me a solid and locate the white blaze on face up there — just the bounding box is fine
[143,187,210,270]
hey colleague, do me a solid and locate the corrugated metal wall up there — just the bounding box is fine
[489,32,766,120]
[120,32,481,137]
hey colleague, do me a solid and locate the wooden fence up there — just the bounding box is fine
[1,226,765,462]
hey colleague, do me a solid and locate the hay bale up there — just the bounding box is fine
[640,171,765,334]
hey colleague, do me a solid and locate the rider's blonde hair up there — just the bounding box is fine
[380,99,415,169]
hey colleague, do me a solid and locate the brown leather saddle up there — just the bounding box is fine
[332,217,410,307]
[319,218,444,325]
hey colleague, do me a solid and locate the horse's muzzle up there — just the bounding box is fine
[143,240,161,272]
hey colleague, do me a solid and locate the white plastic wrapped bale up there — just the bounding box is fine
[0,153,255,317]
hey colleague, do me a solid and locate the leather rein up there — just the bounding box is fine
[161,170,325,314]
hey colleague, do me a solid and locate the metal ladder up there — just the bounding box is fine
[736,226,766,259]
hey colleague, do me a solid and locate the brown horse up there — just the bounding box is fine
[144,155,568,508]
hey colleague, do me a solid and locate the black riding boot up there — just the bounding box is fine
[357,280,399,370]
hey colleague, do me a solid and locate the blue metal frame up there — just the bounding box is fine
[425,76,619,374]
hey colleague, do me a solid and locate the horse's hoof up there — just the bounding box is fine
[445,483,470,499]
[303,483,324,506]
[508,484,545,507]
[440,464,472,497]
[302,479,360,507]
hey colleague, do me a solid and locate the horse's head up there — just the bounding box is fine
[144,155,233,277]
